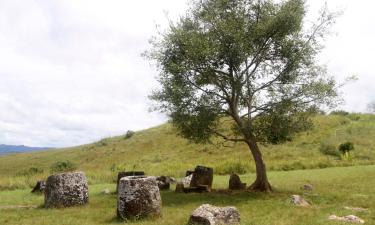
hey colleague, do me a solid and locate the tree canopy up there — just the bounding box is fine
[147,0,339,191]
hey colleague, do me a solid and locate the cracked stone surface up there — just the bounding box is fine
[188,204,240,225]
[44,171,88,208]
[117,176,161,220]
[329,215,365,224]
[291,195,310,207]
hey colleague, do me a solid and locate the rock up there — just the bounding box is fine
[44,171,88,208]
[301,184,313,191]
[155,176,176,190]
[228,174,246,190]
[117,176,162,220]
[344,206,368,212]
[116,171,145,193]
[175,182,184,193]
[329,215,364,224]
[102,188,111,194]
[188,204,240,225]
[31,180,46,193]
[190,166,213,191]
[186,170,195,177]
[169,177,177,183]
[182,174,193,187]
[291,195,310,207]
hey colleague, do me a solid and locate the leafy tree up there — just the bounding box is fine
[147,0,339,192]
[367,101,375,113]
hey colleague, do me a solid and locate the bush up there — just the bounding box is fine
[125,130,135,139]
[338,142,354,154]
[330,110,349,116]
[215,161,248,175]
[319,141,340,157]
[50,161,77,173]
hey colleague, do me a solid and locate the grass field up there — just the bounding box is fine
[1,114,375,190]
[0,165,374,225]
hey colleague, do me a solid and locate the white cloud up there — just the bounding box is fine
[0,0,374,147]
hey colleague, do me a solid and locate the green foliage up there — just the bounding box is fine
[124,130,135,139]
[338,141,354,154]
[148,0,339,146]
[253,104,314,144]
[215,161,248,175]
[50,161,77,173]
[330,110,349,116]
[319,140,340,157]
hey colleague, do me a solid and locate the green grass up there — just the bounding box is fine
[1,165,374,225]
[1,114,375,190]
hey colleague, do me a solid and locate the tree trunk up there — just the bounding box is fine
[246,140,272,192]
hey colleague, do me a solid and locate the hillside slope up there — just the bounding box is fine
[0,114,374,190]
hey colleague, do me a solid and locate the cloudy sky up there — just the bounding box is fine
[0,0,374,147]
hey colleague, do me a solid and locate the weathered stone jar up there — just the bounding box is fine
[44,171,88,208]
[117,176,162,220]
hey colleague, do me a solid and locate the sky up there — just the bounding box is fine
[0,0,374,147]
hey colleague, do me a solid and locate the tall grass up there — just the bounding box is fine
[0,114,375,190]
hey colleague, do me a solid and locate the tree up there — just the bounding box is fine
[367,101,375,113]
[147,0,339,192]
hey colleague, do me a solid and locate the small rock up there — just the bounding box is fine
[182,174,193,187]
[291,195,310,207]
[175,182,184,193]
[156,176,176,190]
[169,177,177,183]
[102,188,111,194]
[31,180,46,193]
[301,184,313,191]
[188,204,240,225]
[44,171,89,208]
[344,206,368,212]
[117,176,161,220]
[329,215,364,224]
[229,174,246,190]
[186,170,195,177]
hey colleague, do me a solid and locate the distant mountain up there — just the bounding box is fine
[0,144,52,155]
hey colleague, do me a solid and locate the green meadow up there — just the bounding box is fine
[0,165,374,225]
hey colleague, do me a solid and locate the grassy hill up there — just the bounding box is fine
[0,113,375,190]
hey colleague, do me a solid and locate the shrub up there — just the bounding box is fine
[50,161,77,173]
[338,141,354,155]
[330,110,349,116]
[215,161,248,175]
[319,141,340,157]
[125,130,135,139]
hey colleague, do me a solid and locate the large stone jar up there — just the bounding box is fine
[117,176,162,220]
[44,171,88,208]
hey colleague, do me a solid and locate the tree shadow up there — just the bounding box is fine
[161,188,293,207]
